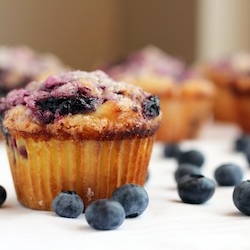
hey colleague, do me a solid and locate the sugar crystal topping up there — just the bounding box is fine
[0,70,160,124]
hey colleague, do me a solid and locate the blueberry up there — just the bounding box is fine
[234,133,250,152]
[233,180,250,215]
[174,164,201,183]
[52,190,84,218]
[111,184,149,218]
[177,149,205,167]
[85,199,125,230]
[163,143,181,158]
[177,174,216,204]
[0,186,7,206]
[36,94,97,123]
[214,163,243,186]
[143,95,160,119]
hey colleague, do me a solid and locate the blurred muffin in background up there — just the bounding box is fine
[98,45,214,142]
[198,51,250,133]
[0,45,70,96]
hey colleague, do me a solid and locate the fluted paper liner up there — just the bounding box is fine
[5,135,154,210]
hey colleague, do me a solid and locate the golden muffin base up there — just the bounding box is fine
[213,85,239,123]
[156,97,213,142]
[201,67,239,123]
[233,77,250,133]
[6,135,155,211]
[238,97,250,132]
[200,65,250,131]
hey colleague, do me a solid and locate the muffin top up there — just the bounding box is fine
[0,45,70,96]
[100,45,214,98]
[0,70,162,140]
[200,51,250,92]
[208,52,250,75]
[102,45,186,80]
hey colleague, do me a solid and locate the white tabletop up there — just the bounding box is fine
[0,122,249,250]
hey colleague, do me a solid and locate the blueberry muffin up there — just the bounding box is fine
[199,51,250,132]
[0,70,161,210]
[0,45,70,96]
[101,45,214,142]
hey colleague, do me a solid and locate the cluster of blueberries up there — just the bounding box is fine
[52,183,149,230]
[163,133,250,214]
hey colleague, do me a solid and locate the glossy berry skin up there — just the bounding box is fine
[52,191,84,218]
[111,183,149,218]
[37,95,97,115]
[233,180,250,215]
[0,185,7,206]
[36,95,97,123]
[177,150,205,167]
[85,199,125,230]
[234,134,250,152]
[163,143,181,158]
[177,174,216,204]
[174,164,201,183]
[214,163,243,186]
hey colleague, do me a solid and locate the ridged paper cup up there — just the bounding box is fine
[5,134,155,211]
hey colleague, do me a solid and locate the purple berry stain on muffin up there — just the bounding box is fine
[18,146,28,159]
[8,137,28,159]
[0,70,161,143]
[0,70,161,127]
